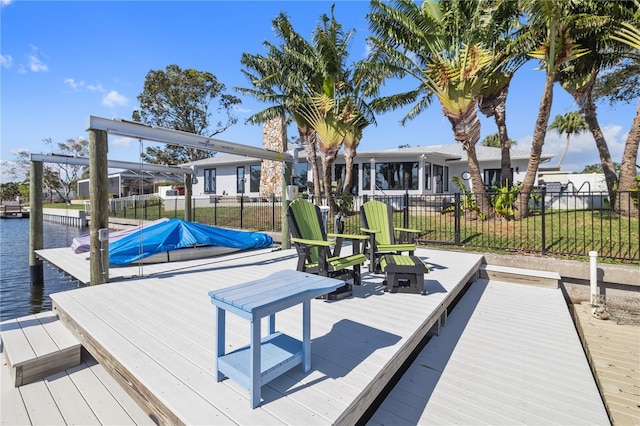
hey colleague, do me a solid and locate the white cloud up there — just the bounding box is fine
[234,105,251,114]
[0,54,12,68]
[64,78,84,90]
[27,45,47,72]
[110,137,134,148]
[1,0,12,8]
[363,41,372,59]
[9,148,29,155]
[29,55,47,72]
[516,123,631,172]
[102,90,128,107]
[87,82,106,92]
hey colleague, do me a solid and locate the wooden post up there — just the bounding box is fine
[29,160,44,286]
[89,129,109,284]
[281,160,291,249]
[184,174,192,222]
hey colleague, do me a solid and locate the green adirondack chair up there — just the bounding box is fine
[360,199,422,273]
[287,199,368,299]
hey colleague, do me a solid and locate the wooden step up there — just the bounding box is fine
[0,310,81,387]
[479,264,561,289]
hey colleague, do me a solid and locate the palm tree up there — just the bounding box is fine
[610,21,640,217]
[237,13,324,203]
[548,111,589,169]
[237,49,291,197]
[298,8,357,215]
[481,133,516,148]
[513,0,589,220]
[367,0,500,218]
[555,1,637,199]
[341,63,377,194]
[476,0,527,188]
[299,91,348,214]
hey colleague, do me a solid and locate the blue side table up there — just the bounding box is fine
[208,270,344,408]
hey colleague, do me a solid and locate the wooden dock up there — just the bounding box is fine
[47,247,480,424]
[0,204,29,219]
[572,301,640,425]
[368,279,610,425]
[2,246,614,425]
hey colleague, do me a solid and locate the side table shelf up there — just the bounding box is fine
[208,270,345,408]
[217,332,302,391]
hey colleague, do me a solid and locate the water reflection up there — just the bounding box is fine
[0,219,84,321]
[29,284,44,315]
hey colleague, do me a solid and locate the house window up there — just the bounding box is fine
[433,165,449,193]
[363,163,371,190]
[295,162,308,188]
[444,166,449,191]
[425,162,432,190]
[374,162,418,190]
[250,165,261,193]
[483,168,513,188]
[484,169,501,188]
[204,168,216,193]
[236,166,245,194]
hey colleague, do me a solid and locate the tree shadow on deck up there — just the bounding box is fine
[262,319,402,403]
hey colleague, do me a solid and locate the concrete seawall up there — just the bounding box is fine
[43,208,87,227]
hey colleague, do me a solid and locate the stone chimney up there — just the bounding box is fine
[259,116,287,197]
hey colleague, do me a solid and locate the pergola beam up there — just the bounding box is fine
[87,116,292,162]
[30,154,191,174]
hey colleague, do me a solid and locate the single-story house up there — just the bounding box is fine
[183,144,554,197]
[77,170,183,198]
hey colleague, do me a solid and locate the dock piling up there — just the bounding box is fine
[89,129,109,284]
[29,161,44,286]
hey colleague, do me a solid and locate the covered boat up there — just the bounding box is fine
[102,219,272,265]
[71,218,169,253]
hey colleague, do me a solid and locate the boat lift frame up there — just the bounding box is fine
[30,116,293,286]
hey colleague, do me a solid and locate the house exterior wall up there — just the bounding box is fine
[189,150,536,197]
[192,162,262,196]
[447,158,530,191]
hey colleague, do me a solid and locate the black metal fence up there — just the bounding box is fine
[109,195,283,232]
[108,191,639,263]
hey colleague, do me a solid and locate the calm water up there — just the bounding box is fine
[0,219,85,321]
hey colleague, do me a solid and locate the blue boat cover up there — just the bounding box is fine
[109,219,273,265]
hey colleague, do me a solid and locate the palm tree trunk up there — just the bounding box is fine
[447,102,492,219]
[515,72,555,220]
[319,148,340,217]
[299,129,322,204]
[579,89,618,199]
[342,142,356,194]
[556,134,571,168]
[479,86,513,188]
[466,144,491,218]
[496,106,513,188]
[616,99,640,217]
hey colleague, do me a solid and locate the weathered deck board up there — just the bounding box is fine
[368,279,610,425]
[44,369,102,425]
[0,311,81,386]
[0,347,30,425]
[49,247,482,425]
[572,301,640,425]
[18,378,67,425]
[1,345,154,426]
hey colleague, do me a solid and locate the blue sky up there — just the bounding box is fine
[1,0,637,183]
